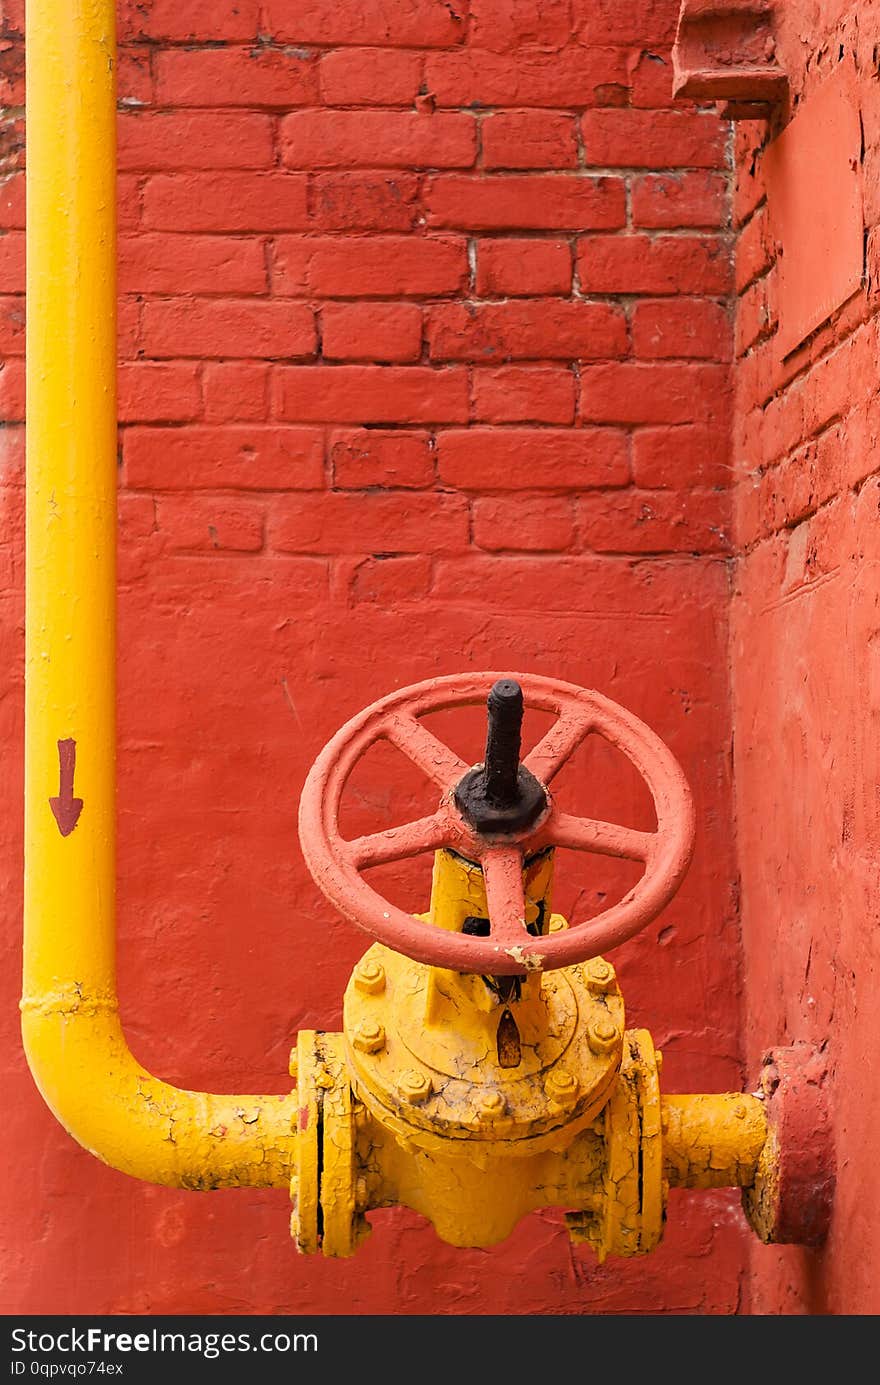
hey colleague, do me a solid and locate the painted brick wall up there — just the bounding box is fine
[731,1,880,1316]
[0,1,744,1314]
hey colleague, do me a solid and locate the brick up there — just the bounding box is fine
[427,300,626,362]
[578,488,730,553]
[425,175,626,231]
[735,277,774,356]
[155,46,317,107]
[309,173,420,231]
[0,173,24,228]
[481,113,578,171]
[118,47,153,107]
[118,0,260,41]
[319,48,423,105]
[580,363,730,426]
[0,230,23,292]
[631,299,731,360]
[580,110,727,168]
[733,122,767,226]
[735,202,773,293]
[0,424,23,485]
[321,302,423,363]
[347,554,433,605]
[469,0,573,52]
[119,234,268,296]
[573,0,679,45]
[274,365,468,424]
[437,428,629,490]
[576,235,731,296]
[632,425,732,488]
[0,294,24,354]
[476,239,572,297]
[265,0,465,46]
[632,172,728,229]
[280,111,475,169]
[471,367,576,424]
[143,300,315,360]
[269,492,469,555]
[473,495,575,552]
[118,299,141,359]
[330,429,434,488]
[157,495,265,553]
[203,364,269,423]
[118,112,273,171]
[628,50,676,109]
[143,174,309,233]
[124,425,324,490]
[274,234,467,299]
[118,363,202,423]
[0,356,23,420]
[0,35,24,106]
[430,553,709,613]
[117,176,142,233]
[425,46,629,108]
[0,108,24,162]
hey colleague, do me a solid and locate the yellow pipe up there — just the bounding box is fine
[22,0,296,1188]
[662,1094,767,1189]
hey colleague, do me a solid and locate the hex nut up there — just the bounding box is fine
[585,958,616,994]
[547,915,568,933]
[352,1020,386,1054]
[545,1069,579,1108]
[587,1018,620,1055]
[354,959,386,995]
[398,1069,432,1103]
[475,1090,507,1124]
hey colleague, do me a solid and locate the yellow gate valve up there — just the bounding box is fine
[294,673,832,1259]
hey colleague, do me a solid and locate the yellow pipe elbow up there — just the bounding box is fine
[23,1,296,1192]
[22,1003,297,1189]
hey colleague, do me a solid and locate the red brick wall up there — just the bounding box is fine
[731,1,880,1316]
[0,1,745,1313]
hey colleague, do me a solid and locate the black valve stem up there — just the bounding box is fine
[453,678,547,835]
[483,678,524,808]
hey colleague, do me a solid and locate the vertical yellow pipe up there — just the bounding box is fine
[23,0,297,1188]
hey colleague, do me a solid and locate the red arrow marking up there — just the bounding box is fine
[49,738,83,837]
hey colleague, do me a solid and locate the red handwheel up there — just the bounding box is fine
[298,672,695,975]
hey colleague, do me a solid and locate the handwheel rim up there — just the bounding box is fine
[299,672,695,974]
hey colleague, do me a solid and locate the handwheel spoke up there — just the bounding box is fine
[383,712,469,789]
[347,808,452,869]
[482,846,531,950]
[548,810,654,862]
[523,708,592,784]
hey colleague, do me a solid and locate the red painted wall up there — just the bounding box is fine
[0,0,749,1314]
[732,0,880,1316]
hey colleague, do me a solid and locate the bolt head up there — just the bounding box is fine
[288,1048,299,1080]
[546,1069,579,1105]
[353,1019,386,1054]
[475,1090,507,1123]
[585,958,616,994]
[354,959,386,995]
[547,915,568,934]
[398,1069,432,1103]
[587,1017,619,1054]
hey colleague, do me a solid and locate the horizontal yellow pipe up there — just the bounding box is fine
[23,0,296,1188]
[662,1094,767,1189]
